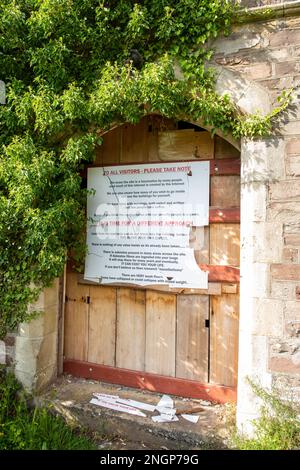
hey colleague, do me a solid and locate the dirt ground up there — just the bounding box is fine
[38,375,234,450]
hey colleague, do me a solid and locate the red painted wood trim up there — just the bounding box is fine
[199,265,240,283]
[63,360,237,404]
[209,207,240,223]
[210,159,240,175]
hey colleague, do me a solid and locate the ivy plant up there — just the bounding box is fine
[0,0,290,337]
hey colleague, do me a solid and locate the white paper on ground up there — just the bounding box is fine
[155,406,176,418]
[116,398,156,412]
[93,393,119,399]
[152,414,179,423]
[90,398,146,417]
[156,394,174,410]
[92,394,120,404]
[181,414,200,424]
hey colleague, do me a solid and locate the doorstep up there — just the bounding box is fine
[36,374,232,450]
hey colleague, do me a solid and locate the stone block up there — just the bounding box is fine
[35,364,57,392]
[271,281,300,301]
[269,355,300,374]
[284,223,300,246]
[31,278,59,310]
[19,305,58,339]
[214,67,271,115]
[286,138,300,155]
[269,337,300,374]
[251,221,283,263]
[282,248,299,263]
[286,155,300,177]
[272,374,300,402]
[284,301,300,337]
[15,363,57,393]
[240,262,270,298]
[284,234,300,246]
[269,29,300,48]
[268,201,300,224]
[280,120,300,136]
[214,32,261,56]
[271,263,300,281]
[275,60,300,77]
[241,138,285,184]
[269,180,300,201]
[15,332,57,375]
[252,299,284,337]
[241,182,267,222]
[240,62,272,80]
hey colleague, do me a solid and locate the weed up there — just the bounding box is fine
[0,369,97,450]
[232,381,300,450]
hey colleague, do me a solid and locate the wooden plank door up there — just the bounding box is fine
[63,116,240,400]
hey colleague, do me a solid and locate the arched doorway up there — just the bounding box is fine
[63,115,240,403]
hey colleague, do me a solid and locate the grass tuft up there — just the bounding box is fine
[232,381,300,450]
[0,368,96,450]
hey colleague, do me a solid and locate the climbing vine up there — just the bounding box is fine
[0,0,291,337]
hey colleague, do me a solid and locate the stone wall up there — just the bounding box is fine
[212,2,300,431]
[2,280,60,392]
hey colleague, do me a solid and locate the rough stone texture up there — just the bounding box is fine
[14,279,59,392]
[212,4,300,434]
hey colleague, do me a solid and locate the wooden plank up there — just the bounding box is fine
[121,117,148,163]
[210,294,240,387]
[199,265,240,283]
[64,359,237,403]
[222,284,238,294]
[210,159,240,175]
[64,272,89,361]
[57,268,66,375]
[210,175,240,207]
[158,130,214,160]
[214,135,240,159]
[210,224,240,266]
[94,126,122,165]
[209,207,240,223]
[116,288,146,371]
[145,291,176,376]
[88,286,117,366]
[182,283,222,295]
[176,295,209,382]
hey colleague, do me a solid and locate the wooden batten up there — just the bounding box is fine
[64,360,237,403]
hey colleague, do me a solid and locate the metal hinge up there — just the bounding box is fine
[65,295,90,304]
[205,319,210,328]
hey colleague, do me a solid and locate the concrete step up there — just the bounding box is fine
[37,375,230,450]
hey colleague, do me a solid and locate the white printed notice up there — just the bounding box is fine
[84,161,209,288]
